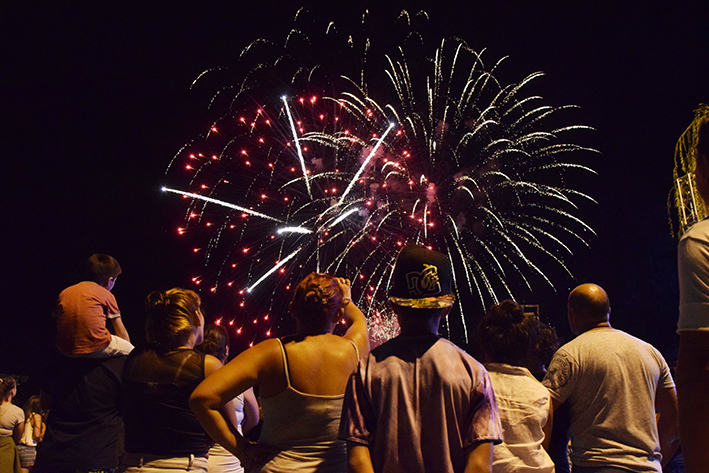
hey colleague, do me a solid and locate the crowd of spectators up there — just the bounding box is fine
[2,110,707,473]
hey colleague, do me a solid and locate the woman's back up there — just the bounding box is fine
[486,363,554,473]
[123,348,211,457]
[260,334,360,397]
[257,336,359,472]
[190,275,369,473]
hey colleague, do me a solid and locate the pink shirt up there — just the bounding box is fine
[339,335,502,473]
[56,281,120,355]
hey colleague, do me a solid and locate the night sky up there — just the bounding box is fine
[2,2,707,399]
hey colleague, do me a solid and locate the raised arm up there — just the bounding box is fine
[337,278,370,359]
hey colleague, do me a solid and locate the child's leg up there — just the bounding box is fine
[88,335,135,358]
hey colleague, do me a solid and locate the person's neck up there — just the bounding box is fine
[295,321,333,337]
[580,321,612,334]
[397,316,441,337]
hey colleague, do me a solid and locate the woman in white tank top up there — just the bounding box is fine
[190,274,369,472]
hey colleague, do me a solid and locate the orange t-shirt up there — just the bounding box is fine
[55,281,121,355]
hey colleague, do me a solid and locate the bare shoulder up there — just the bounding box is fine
[291,334,360,364]
[204,354,223,376]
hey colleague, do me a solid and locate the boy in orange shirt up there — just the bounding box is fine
[55,254,133,357]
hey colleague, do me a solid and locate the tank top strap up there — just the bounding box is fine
[275,338,292,388]
[347,338,360,360]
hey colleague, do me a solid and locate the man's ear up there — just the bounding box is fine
[441,306,453,319]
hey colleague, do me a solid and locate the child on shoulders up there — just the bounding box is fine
[55,253,133,358]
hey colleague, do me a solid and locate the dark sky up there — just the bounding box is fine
[2,2,707,397]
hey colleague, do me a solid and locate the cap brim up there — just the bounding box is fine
[389,294,455,309]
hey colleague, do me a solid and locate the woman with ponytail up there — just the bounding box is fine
[0,376,24,473]
[120,288,235,473]
[477,300,554,473]
[190,274,369,473]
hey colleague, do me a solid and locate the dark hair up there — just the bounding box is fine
[526,321,561,380]
[196,324,229,363]
[0,376,17,401]
[290,273,344,324]
[145,288,201,349]
[85,254,122,283]
[698,112,709,162]
[478,300,539,366]
[23,395,44,419]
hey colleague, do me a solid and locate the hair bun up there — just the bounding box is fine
[303,286,328,306]
[146,290,168,308]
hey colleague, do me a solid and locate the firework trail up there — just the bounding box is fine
[165,10,597,346]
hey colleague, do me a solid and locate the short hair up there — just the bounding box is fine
[145,288,201,350]
[0,376,17,401]
[85,254,122,283]
[196,324,229,363]
[478,300,539,366]
[290,273,344,324]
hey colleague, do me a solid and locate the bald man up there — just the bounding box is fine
[542,284,679,473]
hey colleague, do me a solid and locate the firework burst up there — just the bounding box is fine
[165,10,597,346]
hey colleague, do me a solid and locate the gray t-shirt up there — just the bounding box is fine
[542,328,674,473]
[0,403,24,437]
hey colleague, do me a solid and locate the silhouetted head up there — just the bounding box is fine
[388,245,455,330]
[23,395,43,418]
[85,253,122,288]
[145,288,204,350]
[0,376,17,402]
[196,324,230,363]
[478,299,539,366]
